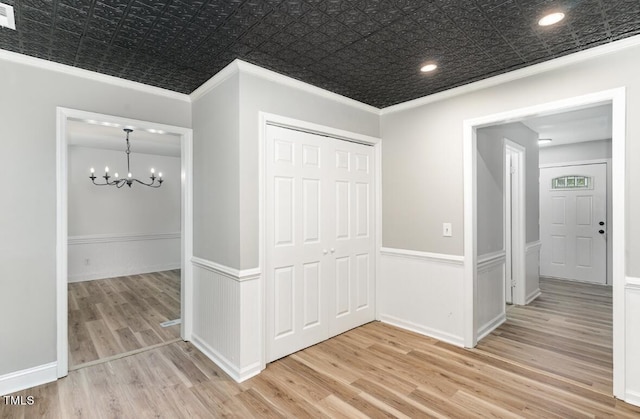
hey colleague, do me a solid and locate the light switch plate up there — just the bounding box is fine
[443,223,452,237]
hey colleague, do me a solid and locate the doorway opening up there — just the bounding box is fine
[463,88,626,398]
[56,108,193,378]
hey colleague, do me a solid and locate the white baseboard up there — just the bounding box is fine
[191,334,261,383]
[625,390,640,407]
[477,312,506,341]
[68,263,180,283]
[0,362,57,396]
[525,289,542,305]
[379,314,464,347]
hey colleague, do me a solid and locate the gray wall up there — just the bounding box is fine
[381,43,640,278]
[0,58,190,376]
[68,146,181,236]
[237,71,380,269]
[539,139,612,165]
[192,74,240,268]
[476,122,540,256]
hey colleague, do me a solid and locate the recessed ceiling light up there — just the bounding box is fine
[538,12,565,26]
[538,138,553,145]
[420,63,437,73]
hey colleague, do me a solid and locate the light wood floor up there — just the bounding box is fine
[4,321,639,417]
[68,270,181,368]
[477,277,613,395]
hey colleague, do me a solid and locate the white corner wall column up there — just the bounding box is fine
[56,108,194,380]
[379,248,465,346]
[463,87,627,401]
[190,257,262,382]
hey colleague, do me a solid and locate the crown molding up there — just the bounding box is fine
[0,49,191,103]
[190,58,380,114]
[188,59,240,102]
[381,34,640,115]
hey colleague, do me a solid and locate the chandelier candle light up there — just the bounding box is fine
[89,128,163,188]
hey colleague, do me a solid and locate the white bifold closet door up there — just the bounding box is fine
[266,124,375,363]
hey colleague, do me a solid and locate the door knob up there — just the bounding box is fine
[330,248,335,253]
[599,230,605,234]
[323,249,328,255]
[599,221,605,226]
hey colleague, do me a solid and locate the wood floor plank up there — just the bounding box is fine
[477,277,614,395]
[5,276,639,418]
[68,270,181,368]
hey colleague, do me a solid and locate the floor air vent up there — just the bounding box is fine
[0,2,15,30]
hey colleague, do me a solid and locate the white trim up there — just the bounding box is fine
[380,247,464,265]
[625,276,640,288]
[381,35,640,115]
[463,87,626,398]
[261,112,381,146]
[504,139,527,306]
[190,59,379,115]
[477,313,506,342]
[379,315,464,347]
[190,257,261,282]
[625,391,640,408]
[525,240,542,252]
[539,158,611,169]
[57,108,194,379]
[68,232,180,245]
[189,60,240,102]
[477,250,506,272]
[525,289,542,305]
[0,362,57,396]
[0,50,189,103]
[190,334,261,383]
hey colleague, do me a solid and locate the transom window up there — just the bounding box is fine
[552,175,591,189]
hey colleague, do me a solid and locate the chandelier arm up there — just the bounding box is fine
[131,178,162,188]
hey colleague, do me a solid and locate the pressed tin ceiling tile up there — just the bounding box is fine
[1,0,639,107]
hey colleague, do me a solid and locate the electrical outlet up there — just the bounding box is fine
[443,223,452,237]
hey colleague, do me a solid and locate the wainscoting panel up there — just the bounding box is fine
[191,258,261,382]
[477,250,506,340]
[525,241,542,304]
[68,232,181,282]
[625,278,640,406]
[379,248,465,346]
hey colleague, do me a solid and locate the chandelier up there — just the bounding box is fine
[89,128,163,188]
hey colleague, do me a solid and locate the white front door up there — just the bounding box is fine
[540,163,607,284]
[266,125,375,362]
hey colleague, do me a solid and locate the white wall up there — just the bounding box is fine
[0,54,190,379]
[539,139,611,165]
[67,146,181,281]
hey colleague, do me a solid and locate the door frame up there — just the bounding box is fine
[503,139,526,305]
[462,87,626,397]
[258,112,382,370]
[56,107,193,378]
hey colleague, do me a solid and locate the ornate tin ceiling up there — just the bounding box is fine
[1,0,639,108]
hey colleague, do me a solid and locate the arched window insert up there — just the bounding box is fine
[551,175,592,189]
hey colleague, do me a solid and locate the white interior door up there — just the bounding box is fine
[266,125,375,362]
[540,163,606,284]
